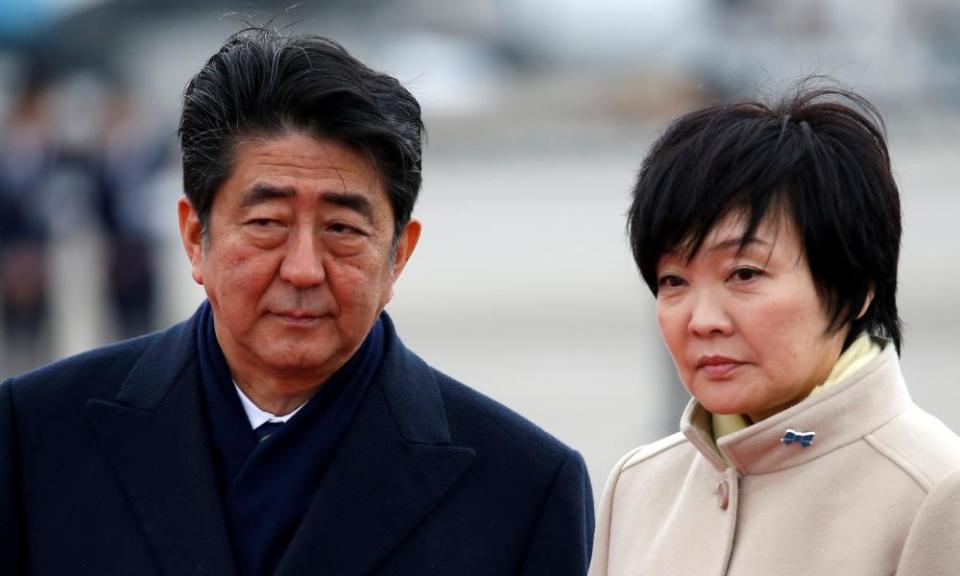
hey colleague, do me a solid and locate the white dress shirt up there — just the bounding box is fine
[233,382,307,429]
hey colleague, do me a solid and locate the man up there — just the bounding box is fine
[0,29,594,576]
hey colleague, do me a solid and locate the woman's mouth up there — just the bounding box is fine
[696,355,744,378]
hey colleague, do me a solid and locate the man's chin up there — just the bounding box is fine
[249,331,338,369]
[259,350,339,377]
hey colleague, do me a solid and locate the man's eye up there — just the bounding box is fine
[248,218,279,227]
[328,223,359,235]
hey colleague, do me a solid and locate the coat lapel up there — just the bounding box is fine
[85,316,238,576]
[276,317,476,576]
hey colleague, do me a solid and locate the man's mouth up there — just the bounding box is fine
[272,310,325,324]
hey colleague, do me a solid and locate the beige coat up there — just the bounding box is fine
[589,346,960,576]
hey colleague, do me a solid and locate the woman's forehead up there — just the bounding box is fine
[662,210,797,264]
[706,211,788,243]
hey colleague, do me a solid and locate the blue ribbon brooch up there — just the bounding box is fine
[781,429,816,448]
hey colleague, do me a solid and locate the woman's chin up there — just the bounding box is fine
[694,393,756,417]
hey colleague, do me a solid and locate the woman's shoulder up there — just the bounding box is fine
[601,432,699,495]
[896,465,960,575]
[866,404,960,492]
[616,432,691,473]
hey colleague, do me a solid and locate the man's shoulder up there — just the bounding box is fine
[378,316,581,468]
[3,321,189,408]
[8,333,150,387]
[427,365,580,466]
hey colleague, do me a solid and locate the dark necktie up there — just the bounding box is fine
[254,421,283,441]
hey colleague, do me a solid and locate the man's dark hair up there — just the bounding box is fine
[178,27,424,240]
[628,81,903,351]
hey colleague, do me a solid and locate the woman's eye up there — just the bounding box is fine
[729,267,762,282]
[658,275,686,289]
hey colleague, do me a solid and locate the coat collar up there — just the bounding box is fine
[84,307,474,576]
[275,311,475,576]
[84,309,239,576]
[682,345,913,475]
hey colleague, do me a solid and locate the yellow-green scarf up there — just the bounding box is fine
[712,333,882,440]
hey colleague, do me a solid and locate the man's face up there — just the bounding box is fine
[179,132,419,386]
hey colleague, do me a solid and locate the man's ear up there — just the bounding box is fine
[178,196,205,285]
[391,219,421,281]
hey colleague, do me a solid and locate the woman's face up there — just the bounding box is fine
[655,211,849,422]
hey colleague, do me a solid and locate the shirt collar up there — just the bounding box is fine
[233,381,307,429]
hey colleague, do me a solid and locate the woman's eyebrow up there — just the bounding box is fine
[706,236,772,254]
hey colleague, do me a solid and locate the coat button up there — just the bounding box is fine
[716,480,730,510]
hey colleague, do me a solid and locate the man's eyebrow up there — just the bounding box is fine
[239,185,375,222]
[320,191,374,222]
[240,184,295,208]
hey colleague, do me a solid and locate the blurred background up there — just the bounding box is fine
[2,0,959,496]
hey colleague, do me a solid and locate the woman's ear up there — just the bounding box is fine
[857,288,875,319]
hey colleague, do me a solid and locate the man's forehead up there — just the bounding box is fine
[230,135,380,184]
[217,133,389,210]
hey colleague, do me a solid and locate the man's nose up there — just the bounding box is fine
[688,289,733,337]
[279,228,326,288]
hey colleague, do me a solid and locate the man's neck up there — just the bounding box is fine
[230,373,320,416]
[234,381,307,426]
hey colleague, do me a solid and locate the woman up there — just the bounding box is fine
[589,85,960,575]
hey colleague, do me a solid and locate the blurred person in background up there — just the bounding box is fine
[0,72,55,373]
[93,85,171,339]
[0,28,594,576]
[589,84,960,575]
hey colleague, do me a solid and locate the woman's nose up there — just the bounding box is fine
[688,290,733,337]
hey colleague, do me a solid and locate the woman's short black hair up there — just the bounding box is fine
[178,27,424,240]
[628,81,902,350]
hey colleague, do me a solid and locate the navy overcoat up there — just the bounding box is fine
[1,309,593,575]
